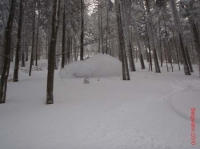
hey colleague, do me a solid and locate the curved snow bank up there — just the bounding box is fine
[169,84,200,123]
[61,54,122,78]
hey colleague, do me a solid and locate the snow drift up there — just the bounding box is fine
[61,54,122,78]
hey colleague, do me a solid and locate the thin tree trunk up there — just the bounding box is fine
[21,29,25,67]
[105,6,109,54]
[35,23,39,67]
[13,0,23,82]
[61,1,66,69]
[29,2,36,76]
[80,0,84,60]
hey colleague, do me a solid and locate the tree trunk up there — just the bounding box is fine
[185,46,194,73]
[128,42,136,71]
[13,0,23,82]
[115,0,130,80]
[145,0,161,73]
[169,0,190,75]
[0,0,16,103]
[35,20,40,67]
[80,0,84,60]
[29,2,36,76]
[46,0,61,104]
[190,18,200,76]
[61,1,66,69]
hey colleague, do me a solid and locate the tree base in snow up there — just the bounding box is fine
[46,99,53,104]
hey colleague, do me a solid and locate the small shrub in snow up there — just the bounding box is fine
[83,78,89,84]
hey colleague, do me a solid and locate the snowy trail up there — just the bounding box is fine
[0,64,200,149]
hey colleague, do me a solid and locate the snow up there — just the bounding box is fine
[0,59,200,149]
[60,54,122,78]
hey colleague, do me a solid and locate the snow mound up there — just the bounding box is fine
[61,54,122,78]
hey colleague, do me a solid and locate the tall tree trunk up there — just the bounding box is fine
[185,46,194,72]
[145,0,161,73]
[146,34,153,71]
[115,0,130,80]
[190,18,200,76]
[80,0,84,60]
[0,0,16,103]
[46,0,61,104]
[35,23,39,67]
[21,29,25,67]
[61,1,66,69]
[101,7,104,54]
[98,2,101,53]
[169,0,190,75]
[105,5,109,54]
[29,2,36,76]
[13,0,23,82]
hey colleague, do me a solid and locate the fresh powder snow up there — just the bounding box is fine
[60,54,122,78]
[0,56,199,149]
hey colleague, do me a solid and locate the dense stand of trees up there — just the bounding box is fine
[0,0,200,104]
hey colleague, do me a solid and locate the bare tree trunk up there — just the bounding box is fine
[101,7,104,54]
[0,0,16,103]
[80,0,84,60]
[46,0,61,104]
[169,0,190,75]
[128,41,136,71]
[35,22,39,67]
[115,0,130,80]
[190,19,200,76]
[13,0,23,82]
[105,5,109,54]
[98,2,101,53]
[61,1,66,69]
[66,36,71,64]
[21,29,25,67]
[29,2,36,76]
[146,34,153,71]
[185,46,194,72]
[145,0,161,73]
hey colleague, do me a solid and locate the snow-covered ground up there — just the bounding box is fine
[0,56,200,149]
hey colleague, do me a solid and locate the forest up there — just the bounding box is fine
[0,0,200,149]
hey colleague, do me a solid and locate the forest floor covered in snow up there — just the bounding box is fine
[0,57,200,149]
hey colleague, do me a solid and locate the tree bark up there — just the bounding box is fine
[115,0,130,80]
[46,0,61,104]
[0,0,16,103]
[169,0,190,75]
[80,0,84,60]
[145,0,161,73]
[61,1,66,69]
[29,2,36,76]
[13,0,23,82]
